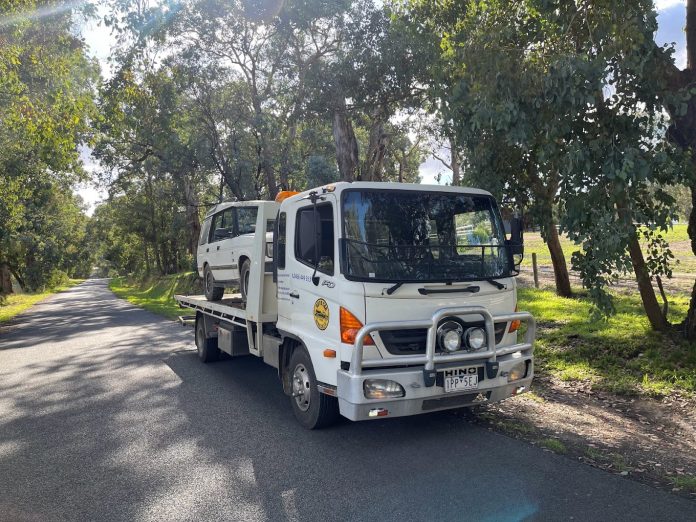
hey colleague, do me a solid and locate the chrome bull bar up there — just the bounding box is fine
[349,306,535,383]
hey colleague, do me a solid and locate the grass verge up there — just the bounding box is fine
[519,288,696,398]
[109,273,203,320]
[0,279,85,324]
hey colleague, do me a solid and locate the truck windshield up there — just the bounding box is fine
[341,190,512,282]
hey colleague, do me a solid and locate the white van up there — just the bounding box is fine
[198,201,277,301]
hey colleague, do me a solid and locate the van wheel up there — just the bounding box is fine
[289,346,340,429]
[195,316,219,363]
[240,259,251,303]
[204,265,223,301]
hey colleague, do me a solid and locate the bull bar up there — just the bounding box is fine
[348,306,535,378]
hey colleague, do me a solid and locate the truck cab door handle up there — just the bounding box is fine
[206,248,209,253]
[217,245,220,251]
[289,291,300,299]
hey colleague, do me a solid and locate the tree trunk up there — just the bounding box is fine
[545,219,573,297]
[684,184,696,338]
[0,263,13,295]
[628,232,669,331]
[362,110,389,181]
[183,177,201,257]
[332,97,359,181]
[450,136,460,186]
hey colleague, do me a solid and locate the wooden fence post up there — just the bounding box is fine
[532,253,539,289]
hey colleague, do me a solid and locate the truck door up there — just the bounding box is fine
[282,196,341,375]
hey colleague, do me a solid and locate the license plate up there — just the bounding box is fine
[443,367,479,393]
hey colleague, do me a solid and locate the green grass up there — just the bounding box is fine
[539,438,567,454]
[519,288,696,398]
[109,273,203,320]
[669,475,696,492]
[0,279,85,324]
[525,223,696,273]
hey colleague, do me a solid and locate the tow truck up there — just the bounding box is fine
[175,182,535,429]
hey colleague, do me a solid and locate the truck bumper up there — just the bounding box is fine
[336,305,535,421]
[336,354,533,421]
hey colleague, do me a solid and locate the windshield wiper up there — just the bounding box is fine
[418,286,480,295]
[486,278,507,290]
[385,281,404,295]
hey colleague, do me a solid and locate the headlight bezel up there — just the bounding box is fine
[464,326,487,351]
[437,320,464,353]
[363,379,405,399]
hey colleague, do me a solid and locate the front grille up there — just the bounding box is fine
[379,321,508,356]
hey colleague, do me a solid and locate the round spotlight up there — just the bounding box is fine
[465,327,487,350]
[437,321,463,352]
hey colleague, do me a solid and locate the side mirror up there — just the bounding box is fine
[213,228,229,240]
[507,217,524,269]
[509,217,524,255]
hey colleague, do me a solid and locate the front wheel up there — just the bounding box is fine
[288,346,340,429]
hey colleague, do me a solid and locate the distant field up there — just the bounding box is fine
[525,224,696,274]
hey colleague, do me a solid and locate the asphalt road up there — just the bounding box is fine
[0,279,693,522]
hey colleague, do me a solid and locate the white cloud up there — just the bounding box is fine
[654,0,685,11]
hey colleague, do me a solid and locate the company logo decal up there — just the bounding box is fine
[313,298,329,330]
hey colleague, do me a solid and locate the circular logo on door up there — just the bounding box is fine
[313,298,329,330]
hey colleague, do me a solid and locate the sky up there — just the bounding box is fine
[76,0,690,213]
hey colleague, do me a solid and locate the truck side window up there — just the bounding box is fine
[277,212,286,269]
[295,204,334,275]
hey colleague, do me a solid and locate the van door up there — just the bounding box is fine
[208,207,236,282]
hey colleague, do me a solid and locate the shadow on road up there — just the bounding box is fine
[0,279,693,521]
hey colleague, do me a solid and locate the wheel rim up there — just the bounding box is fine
[292,364,311,412]
[206,270,213,294]
[196,325,204,355]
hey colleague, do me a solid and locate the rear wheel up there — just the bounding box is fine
[240,259,251,303]
[204,265,224,301]
[288,346,340,429]
[195,316,219,363]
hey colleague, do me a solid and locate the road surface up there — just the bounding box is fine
[0,279,692,521]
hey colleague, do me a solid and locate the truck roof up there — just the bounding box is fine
[282,181,494,206]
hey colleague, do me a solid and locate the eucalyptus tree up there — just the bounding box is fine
[0,0,99,292]
[404,0,691,328]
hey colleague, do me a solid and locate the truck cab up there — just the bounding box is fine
[273,182,534,426]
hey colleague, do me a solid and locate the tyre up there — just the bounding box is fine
[204,265,224,301]
[240,259,251,303]
[288,346,340,429]
[195,315,220,363]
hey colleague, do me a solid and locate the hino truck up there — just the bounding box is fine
[174,182,535,429]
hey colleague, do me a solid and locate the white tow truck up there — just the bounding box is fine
[175,182,535,429]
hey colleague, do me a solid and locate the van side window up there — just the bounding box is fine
[295,204,334,275]
[237,207,258,235]
[199,218,211,246]
[277,212,286,269]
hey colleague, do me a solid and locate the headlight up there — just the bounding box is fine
[363,379,405,399]
[265,242,273,258]
[437,321,463,352]
[507,361,527,382]
[465,327,487,350]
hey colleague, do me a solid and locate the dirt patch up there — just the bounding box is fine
[462,376,696,500]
